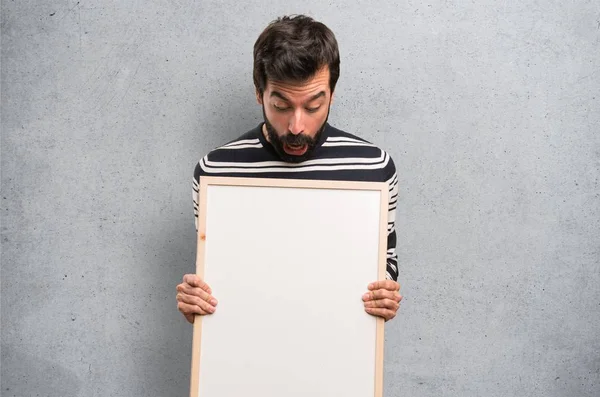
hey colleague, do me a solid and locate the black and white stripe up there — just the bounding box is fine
[193,123,399,281]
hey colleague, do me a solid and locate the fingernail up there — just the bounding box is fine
[368,283,374,289]
[211,299,218,306]
[363,293,370,300]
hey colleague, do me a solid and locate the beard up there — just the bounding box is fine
[262,105,329,163]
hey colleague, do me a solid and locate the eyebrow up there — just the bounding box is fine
[270,90,326,103]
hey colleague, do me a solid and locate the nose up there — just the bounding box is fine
[288,109,305,135]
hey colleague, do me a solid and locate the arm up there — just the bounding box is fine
[193,160,201,232]
[363,155,403,321]
[385,169,399,282]
[176,160,218,323]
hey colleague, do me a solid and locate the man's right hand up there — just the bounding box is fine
[176,274,218,323]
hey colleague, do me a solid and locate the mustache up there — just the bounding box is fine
[282,133,316,147]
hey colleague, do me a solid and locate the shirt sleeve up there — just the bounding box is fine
[384,155,399,282]
[193,160,202,232]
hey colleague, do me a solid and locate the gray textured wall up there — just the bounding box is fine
[2,1,599,396]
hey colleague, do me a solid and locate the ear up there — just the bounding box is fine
[255,89,263,105]
[330,90,335,105]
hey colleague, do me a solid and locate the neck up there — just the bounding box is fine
[262,123,271,143]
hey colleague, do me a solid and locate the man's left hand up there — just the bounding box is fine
[362,280,402,321]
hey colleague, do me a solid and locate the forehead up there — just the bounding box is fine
[265,67,330,101]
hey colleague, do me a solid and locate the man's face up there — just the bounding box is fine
[257,67,333,162]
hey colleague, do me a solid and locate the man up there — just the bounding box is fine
[176,15,402,323]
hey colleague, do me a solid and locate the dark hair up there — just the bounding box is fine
[253,15,340,97]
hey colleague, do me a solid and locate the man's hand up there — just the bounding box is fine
[176,274,218,323]
[362,280,402,321]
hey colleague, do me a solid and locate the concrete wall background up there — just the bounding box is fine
[1,1,598,396]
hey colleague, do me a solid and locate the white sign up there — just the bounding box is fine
[190,176,388,397]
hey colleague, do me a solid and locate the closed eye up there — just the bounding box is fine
[273,104,290,112]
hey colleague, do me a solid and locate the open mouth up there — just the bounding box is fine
[283,143,308,156]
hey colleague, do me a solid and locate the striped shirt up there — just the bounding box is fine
[193,122,399,281]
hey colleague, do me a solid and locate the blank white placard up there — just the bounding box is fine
[190,176,388,397]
